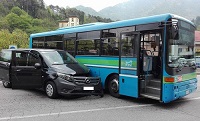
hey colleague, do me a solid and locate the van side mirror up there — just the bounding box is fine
[34,63,41,69]
[171,25,179,40]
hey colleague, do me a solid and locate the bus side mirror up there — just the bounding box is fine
[171,26,179,40]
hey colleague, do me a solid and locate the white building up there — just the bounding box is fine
[58,16,79,28]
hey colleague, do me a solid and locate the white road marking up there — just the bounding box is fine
[0,104,154,120]
[183,96,200,101]
[1,96,200,120]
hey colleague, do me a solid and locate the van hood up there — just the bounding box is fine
[51,63,89,75]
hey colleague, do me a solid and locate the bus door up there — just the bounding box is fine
[118,32,140,98]
[11,50,42,89]
[139,33,162,101]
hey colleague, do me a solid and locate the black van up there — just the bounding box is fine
[0,49,103,98]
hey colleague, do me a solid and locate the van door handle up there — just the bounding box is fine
[16,69,21,72]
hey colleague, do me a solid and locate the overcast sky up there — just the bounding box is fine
[43,0,129,11]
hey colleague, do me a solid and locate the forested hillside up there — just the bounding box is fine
[98,0,200,21]
[0,0,112,49]
[76,0,200,29]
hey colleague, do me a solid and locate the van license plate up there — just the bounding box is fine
[83,87,94,90]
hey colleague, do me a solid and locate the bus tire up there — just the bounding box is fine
[108,75,120,98]
[45,81,58,99]
[2,81,11,88]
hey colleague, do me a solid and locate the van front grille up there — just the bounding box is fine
[73,76,100,85]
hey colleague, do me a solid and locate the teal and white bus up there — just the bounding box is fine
[30,13,197,103]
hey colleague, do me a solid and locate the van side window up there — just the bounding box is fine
[30,50,47,68]
[28,54,41,66]
[15,52,28,66]
[0,50,11,62]
[15,52,41,66]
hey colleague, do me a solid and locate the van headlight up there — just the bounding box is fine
[57,73,73,82]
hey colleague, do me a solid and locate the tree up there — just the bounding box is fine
[0,29,28,50]
[11,29,29,48]
[0,0,113,36]
[10,6,26,16]
[0,19,10,30]
[0,29,11,50]
[5,13,22,31]
[0,3,9,17]
[5,12,31,31]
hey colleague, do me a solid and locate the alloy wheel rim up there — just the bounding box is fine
[4,81,9,87]
[46,84,53,97]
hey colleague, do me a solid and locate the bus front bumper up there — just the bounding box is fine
[162,78,197,103]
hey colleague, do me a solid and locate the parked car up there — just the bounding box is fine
[196,56,200,68]
[0,49,103,98]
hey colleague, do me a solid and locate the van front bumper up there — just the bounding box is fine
[54,76,103,96]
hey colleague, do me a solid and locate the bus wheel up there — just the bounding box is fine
[3,81,11,88]
[45,81,58,99]
[108,75,120,98]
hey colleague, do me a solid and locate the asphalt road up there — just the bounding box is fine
[0,76,200,121]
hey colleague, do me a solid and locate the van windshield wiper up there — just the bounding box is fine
[52,63,64,65]
[65,62,78,64]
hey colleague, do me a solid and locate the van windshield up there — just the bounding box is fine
[41,51,78,65]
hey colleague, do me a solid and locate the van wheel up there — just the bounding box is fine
[108,75,120,98]
[45,81,58,99]
[3,81,11,88]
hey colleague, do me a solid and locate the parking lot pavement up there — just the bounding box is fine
[0,77,200,121]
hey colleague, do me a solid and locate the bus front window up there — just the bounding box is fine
[168,25,195,70]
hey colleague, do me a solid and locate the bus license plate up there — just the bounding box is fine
[83,87,94,90]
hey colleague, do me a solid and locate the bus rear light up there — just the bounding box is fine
[165,77,174,82]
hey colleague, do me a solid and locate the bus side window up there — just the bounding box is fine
[102,38,119,56]
[77,39,100,55]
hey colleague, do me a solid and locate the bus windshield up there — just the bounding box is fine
[168,23,195,68]
[41,51,78,65]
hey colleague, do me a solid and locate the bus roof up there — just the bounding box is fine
[56,22,104,31]
[30,13,195,38]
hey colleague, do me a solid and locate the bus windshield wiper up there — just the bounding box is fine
[176,59,196,72]
[188,60,196,70]
[176,63,187,72]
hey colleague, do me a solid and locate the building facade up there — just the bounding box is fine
[195,31,200,56]
[58,16,79,28]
